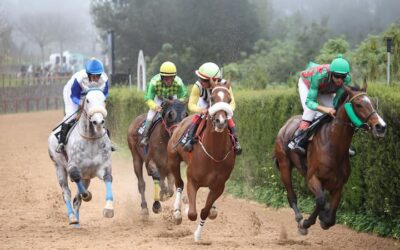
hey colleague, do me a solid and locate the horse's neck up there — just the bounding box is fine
[78,112,105,137]
[202,119,231,155]
[327,106,355,146]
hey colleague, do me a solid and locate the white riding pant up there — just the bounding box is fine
[146,95,177,121]
[63,78,79,122]
[298,78,334,122]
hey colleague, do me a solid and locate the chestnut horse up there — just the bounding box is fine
[167,80,236,242]
[127,99,187,215]
[274,83,386,235]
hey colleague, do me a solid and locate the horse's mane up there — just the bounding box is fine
[336,83,362,108]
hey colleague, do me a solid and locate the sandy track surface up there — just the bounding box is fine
[0,110,398,250]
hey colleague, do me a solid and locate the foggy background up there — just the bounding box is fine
[0,0,399,82]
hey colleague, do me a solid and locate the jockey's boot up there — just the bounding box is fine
[56,122,71,153]
[183,122,199,152]
[229,126,242,155]
[349,146,356,157]
[140,120,152,147]
[288,120,311,155]
[106,129,117,152]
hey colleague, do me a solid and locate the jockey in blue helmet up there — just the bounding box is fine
[56,58,111,153]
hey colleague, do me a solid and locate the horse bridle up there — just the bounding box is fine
[336,92,377,130]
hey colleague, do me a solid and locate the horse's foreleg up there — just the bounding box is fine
[56,165,78,225]
[69,166,92,202]
[73,179,90,222]
[320,189,342,229]
[149,169,162,214]
[278,158,303,222]
[194,186,224,242]
[300,175,325,234]
[103,171,114,218]
[133,158,148,215]
[159,174,168,201]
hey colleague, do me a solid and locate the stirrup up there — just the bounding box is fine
[140,137,149,147]
[234,142,242,155]
[183,140,194,152]
[56,143,65,153]
[293,145,306,155]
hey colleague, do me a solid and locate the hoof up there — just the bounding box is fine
[103,208,114,218]
[295,214,303,223]
[320,220,330,230]
[81,191,92,202]
[298,220,308,235]
[68,214,79,225]
[152,201,162,214]
[208,207,218,220]
[173,210,182,225]
[140,207,149,216]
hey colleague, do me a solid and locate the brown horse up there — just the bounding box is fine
[127,98,187,215]
[167,79,236,242]
[274,82,386,235]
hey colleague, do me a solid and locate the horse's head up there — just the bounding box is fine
[82,88,107,133]
[343,82,386,138]
[160,97,188,129]
[208,79,233,132]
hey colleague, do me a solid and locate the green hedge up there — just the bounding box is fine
[108,83,400,239]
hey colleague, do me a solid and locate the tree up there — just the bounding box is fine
[91,0,262,78]
[0,5,14,66]
[18,12,55,65]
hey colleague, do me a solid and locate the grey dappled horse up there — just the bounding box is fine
[48,88,114,226]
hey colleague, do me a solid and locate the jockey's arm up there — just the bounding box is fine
[144,80,158,111]
[71,78,82,105]
[188,84,202,113]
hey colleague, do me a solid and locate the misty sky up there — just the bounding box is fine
[1,0,98,60]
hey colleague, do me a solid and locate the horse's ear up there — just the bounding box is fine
[362,77,368,92]
[343,85,352,95]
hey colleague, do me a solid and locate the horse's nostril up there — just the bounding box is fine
[93,120,97,125]
[101,120,105,125]
[375,124,386,133]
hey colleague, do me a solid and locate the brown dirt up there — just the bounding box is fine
[0,110,399,250]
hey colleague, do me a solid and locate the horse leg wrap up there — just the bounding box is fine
[103,174,113,183]
[69,167,81,183]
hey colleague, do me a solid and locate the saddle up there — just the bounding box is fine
[137,115,162,135]
[292,114,332,141]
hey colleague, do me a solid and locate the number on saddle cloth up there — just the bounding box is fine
[137,115,162,135]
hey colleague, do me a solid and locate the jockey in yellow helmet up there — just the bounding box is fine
[140,61,187,146]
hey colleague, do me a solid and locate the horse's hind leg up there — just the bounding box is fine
[56,165,78,225]
[103,170,114,218]
[194,185,224,242]
[277,156,303,223]
[133,157,148,216]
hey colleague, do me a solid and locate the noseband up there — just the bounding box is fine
[336,92,376,130]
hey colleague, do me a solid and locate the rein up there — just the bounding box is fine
[196,117,234,163]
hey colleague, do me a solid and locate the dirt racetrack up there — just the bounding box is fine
[0,110,399,250]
